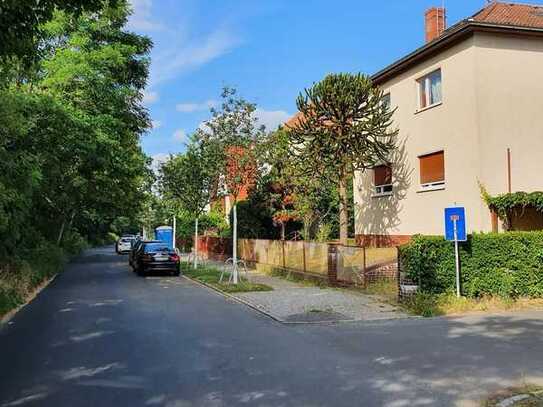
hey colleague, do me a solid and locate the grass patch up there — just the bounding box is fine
[182,263,273,293]
[269,267,328,288]
[483,384,543,406]
[360,280,398,299]
[403,292,543,317]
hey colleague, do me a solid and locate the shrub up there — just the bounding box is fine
[0,242,68,317]
[399,232,543,298]
[61,231,89,255]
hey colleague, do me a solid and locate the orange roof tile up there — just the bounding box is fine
[471,2,543,29]
[284,111,304,129]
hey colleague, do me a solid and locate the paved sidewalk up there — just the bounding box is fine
[232,273,410,323]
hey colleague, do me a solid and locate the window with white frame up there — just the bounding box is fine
[419,151,445,191]
[381,93,391,110]
[373,164,393,196]
[417,69,442,110]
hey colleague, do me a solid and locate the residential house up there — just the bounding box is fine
[353,1,543,247]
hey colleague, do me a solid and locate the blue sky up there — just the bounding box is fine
[128,0,543,166]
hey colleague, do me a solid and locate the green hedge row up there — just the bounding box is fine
[399,232,543,298]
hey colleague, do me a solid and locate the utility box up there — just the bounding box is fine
[155,226,173,249]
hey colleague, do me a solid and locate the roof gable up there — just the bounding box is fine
[372,1,543,85]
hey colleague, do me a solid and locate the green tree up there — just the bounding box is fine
[0,0,152,257]
[159,141,220,267]
[196,87,266,283]
[287,73,397,244]
[0,0,112,62]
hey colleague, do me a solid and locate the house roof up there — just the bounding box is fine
[372,1,543,85]
[472,2,543,28]
[284,111,304,129]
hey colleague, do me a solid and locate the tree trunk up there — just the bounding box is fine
[338,174,348,245]
[193,217,199,269]
[57,217,66,246]
[281,223,286,241]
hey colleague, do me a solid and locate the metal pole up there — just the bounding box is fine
[172,215,176,250]
[194,217,198,269]
[453,219,461,297]
[507,148,512,193]
[233,203,238,284]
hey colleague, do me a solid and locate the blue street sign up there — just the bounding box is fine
[444,207,467,242]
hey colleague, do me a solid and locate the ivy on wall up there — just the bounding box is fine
[480,185,543,230]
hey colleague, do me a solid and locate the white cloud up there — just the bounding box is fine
[143,90,159,104]
[151,153,169,174]
[151,120,162,129]
[128,0,164,32]
[150,27,241,86]
[176,100,216,113]
[253,109,291,131]
[172,129,187,143]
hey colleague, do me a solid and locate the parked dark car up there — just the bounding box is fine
[128,238,148,269]
[132,241,180,277]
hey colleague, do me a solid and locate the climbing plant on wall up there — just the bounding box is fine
[481,185,543,230]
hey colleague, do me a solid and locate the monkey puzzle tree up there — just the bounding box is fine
[287,73,397,245]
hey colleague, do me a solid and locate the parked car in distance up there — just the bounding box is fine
[116,235,136,254]
[132,241,180,277]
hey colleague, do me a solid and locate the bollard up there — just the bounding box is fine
[327,244,339,286]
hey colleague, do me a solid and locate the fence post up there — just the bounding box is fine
[302,241,307,273]
[327,244,338,286]
[281,239,286,270]
[362,246,367,288]
[396,246,401,302]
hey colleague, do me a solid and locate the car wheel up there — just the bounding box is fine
[172,270,180,277]
[137,265,146,277]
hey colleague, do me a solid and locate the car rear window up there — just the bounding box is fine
[121,238,133,243]
[144,243,170,253]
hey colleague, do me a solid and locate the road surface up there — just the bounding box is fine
[1,247,543,406]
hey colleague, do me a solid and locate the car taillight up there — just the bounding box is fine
[169,254,179,262]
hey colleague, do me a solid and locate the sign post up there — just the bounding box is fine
[444,207,466,298]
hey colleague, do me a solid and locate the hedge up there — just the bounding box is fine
[399,232,543,298]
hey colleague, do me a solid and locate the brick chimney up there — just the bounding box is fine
[425,7,446,43]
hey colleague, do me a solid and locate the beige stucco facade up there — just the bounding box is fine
[354,31,543,242]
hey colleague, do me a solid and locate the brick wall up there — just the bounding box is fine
[355,234,412,248]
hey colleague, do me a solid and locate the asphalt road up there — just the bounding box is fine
[1,247,543,407]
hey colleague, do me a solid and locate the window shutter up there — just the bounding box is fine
[374,165,392,186]
[419,151,444,184]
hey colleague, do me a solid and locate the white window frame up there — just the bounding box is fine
[373,183,393,197]
[381,93,391,110]
[419,180,445,192]
[416,69,442,111]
